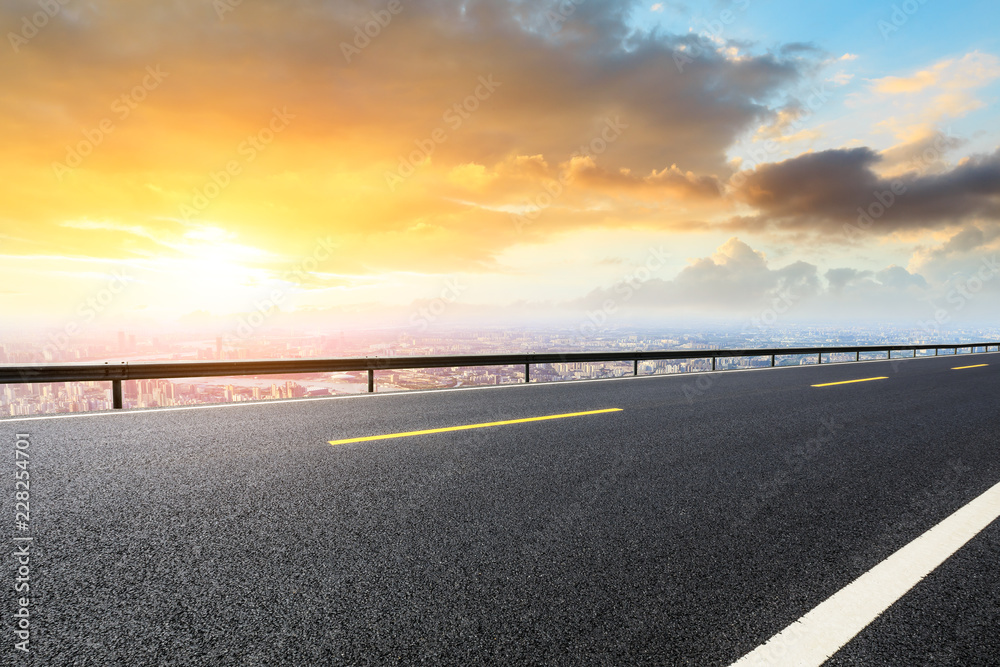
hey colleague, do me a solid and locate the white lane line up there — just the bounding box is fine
[731,479,1000,666]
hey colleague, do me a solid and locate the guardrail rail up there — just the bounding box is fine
[1,342,997,409]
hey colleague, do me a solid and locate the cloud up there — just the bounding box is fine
[816,263,934,322]
[869,51,1000,141]
[874,265,928,290]
[825,267,872,293]
[823,264,926,293]
[872,52,1000,95]
[730,147,1000,234]
[441,151,724,205]
[562,157,724,200]
[0,0,817,278]
[781,43,823,57]
[876,130,963,177]
[908,223,1000,281]
[752,104,822,144]
[0,0,805,177]
[569,238,951,324]
[828,72,853,86]
[577,237,821,313]
[931,226,990,255]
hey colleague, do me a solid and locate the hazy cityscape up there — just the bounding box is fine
[2,323,998,417]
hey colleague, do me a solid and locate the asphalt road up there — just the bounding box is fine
[2,352,999,666]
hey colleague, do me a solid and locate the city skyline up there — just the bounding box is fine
[4,322,999,416]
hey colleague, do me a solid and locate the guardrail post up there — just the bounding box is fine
[855,350,860,362]
[524,363,530,383]
[367,369,374,393]
[817,352,822,365]
[770,354,775,367]
[634,359,638,376]
[112,380,123,409]
[711,356,716,371]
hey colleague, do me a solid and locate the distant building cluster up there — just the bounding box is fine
[1,324,997,417]
[0,377,319,416]
[3,381,113,417]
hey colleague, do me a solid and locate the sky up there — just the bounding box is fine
[2,0,1000,339]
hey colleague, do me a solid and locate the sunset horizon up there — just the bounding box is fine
[3,0,1000,341]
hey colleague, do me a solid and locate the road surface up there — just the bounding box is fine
[2,352,999,665]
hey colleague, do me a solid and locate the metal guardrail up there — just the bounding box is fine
[1,342,997,410]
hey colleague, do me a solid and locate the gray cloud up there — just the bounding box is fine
[825,267,872,293]
[575,238,822,313]
[571,238,954,324]
[875,265,928,290]
[731,147,1000,234]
